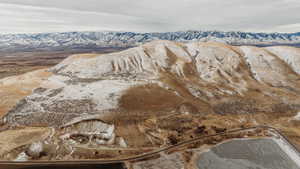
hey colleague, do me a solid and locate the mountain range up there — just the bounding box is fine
[1,31,300,52]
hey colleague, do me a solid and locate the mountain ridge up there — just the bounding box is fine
[1,30,300,52]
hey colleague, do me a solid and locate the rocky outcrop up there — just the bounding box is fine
[60,120,116,146]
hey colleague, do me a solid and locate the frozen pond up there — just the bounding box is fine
[197,138,300,169]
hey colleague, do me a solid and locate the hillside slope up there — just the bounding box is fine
[0,40,300,160]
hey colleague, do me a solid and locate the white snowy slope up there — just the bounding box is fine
[266,46,300,74]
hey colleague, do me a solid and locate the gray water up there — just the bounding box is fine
[197,138,300,169]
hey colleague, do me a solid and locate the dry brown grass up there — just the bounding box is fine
[159,72,213,114]
[0,70,52,118]
[0,127,51,156]
[119,84,184,112]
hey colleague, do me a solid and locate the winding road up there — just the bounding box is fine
[0,125,299,168]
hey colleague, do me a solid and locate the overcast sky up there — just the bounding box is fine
[0,0,300,34]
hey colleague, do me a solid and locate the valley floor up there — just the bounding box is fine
[0,49,124,79]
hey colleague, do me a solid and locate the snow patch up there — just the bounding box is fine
[294,112,300,120]
[273,137,300,167]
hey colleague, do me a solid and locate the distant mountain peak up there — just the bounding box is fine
[0,30,300,52]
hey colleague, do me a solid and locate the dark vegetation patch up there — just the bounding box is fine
[65,78,104,85]
[5,99,99,127]
[270,103,298,114]
[42,99,97,115]
[33,87,48,94]
[213,98,300,114]
[8,112,78,127]
[47,88,64,97]
[6,99,28,118]
[157,116,195,131]
[212,99,259,114]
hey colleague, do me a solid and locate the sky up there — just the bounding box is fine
[0,0,300,34]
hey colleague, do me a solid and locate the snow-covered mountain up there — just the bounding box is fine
[2,40,300,127]
[1,31,300,52]
[0,40,300,161]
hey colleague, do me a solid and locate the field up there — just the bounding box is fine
[0,48,124,79]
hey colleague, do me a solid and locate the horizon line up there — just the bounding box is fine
[1,30,300,36]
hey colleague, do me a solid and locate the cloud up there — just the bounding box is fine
[271,23,300,33]
[0,0,299,33]
[0,3,146,33]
